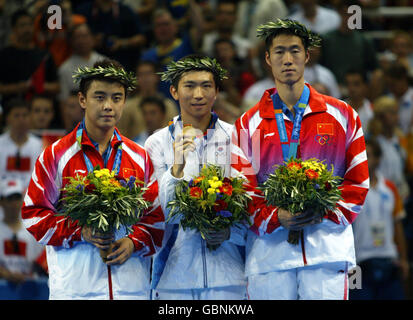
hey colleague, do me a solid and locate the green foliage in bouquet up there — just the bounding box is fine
[57,166,149,234]
[261,158,343,244]
[167,163,252,250]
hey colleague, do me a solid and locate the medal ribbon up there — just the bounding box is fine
[271,85,310,161]
[76,119,123,174]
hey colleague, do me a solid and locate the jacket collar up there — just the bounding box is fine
[259,83,327,119]
[75,121,123,150]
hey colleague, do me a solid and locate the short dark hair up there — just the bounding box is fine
[3,98,29,118]
[264,29,309,52]
[78,59,128,96]
[11,9,31,28]
[344,68,367,83]
[365,137,382,158]
[385,62,408,80]
[171,54,223,90]
[140,96,166,114]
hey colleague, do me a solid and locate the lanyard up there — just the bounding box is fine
[76,120,123,175]
[271,85,310,161]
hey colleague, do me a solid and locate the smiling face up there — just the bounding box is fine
[78,80,126,132]
[265,34,309,87]
[170,71,218,123]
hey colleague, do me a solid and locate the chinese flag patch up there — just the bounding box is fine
[123,168,137,178]
[317,123,334,135]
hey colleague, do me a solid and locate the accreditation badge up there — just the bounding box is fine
[371,221,386,247]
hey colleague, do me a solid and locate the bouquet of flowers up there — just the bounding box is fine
[167,164,252,250]
[57,166,150,261]
[261,158,342,245]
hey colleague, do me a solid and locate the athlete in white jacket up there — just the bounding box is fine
[145,55,247,300]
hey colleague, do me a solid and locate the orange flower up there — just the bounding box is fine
[194,176,205,184]
[189,187,203,199]
[287,162,302,170]
[110,179,121,187]
[219,182,233,196]
[305,169,319,180]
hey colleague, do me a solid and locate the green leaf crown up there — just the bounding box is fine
[72,65,137,93]
[160,56,228,84]
[257,18,322,48]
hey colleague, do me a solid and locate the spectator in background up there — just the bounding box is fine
[117,60,178,139]
[234,0,288,46]
[0,178,47,288]
[344,69,374,134]
[385,63,413,136]
[33,0,87,68]
[370,96,410,201]
[351,138,408,300]
[122,0,156,37]
[213,38,256,107]
[29,94,55,132]
[0,9,59,106]
[58,23,107,102]
[287,0,341,34]
[75,0,146,71]
[0,98,43,189]
[133,96,167,146]
[141,4,204,98]
[241,44,274,112]
[390,30,413,78]
[201,0,252,60]
[59,90,84,133]
[304,46,340,98]
[320,0,378,88]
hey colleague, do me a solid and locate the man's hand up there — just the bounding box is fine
[106,237,135,266]
[82,226,114,250]
[171,126,198,178]
[204,228,230,247]
[277,208,323,231]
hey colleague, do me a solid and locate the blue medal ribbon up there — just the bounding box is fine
[76,119,123,175]
[271,85,310,161]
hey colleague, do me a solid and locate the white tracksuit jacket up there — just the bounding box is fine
[145,116,248,290]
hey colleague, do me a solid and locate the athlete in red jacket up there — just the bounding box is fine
[231,19,369,299]
[21,59,164,299]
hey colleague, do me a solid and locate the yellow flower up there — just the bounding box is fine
[94,168,114,179]
[207,188,217,194]
[302,160,326,173]
[208,177,223,189]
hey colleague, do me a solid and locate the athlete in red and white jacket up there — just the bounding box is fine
[230,19,369,299]
[21,123,164,299]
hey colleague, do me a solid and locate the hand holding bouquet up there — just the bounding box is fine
[261,158,342,245]
[167,163,251,250]
[57,166,150,261]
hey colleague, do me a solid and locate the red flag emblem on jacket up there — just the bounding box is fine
[317,123,334,135]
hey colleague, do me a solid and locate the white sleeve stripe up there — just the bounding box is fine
[346,151,367,173]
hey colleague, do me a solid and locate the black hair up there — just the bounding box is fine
[78,59,128,97]
[11,9,31,28]
[140,96,166,114]
[3,98,29,118]
[171,54,222,90]
[365,137,382,158]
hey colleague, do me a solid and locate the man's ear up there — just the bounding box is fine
[170,85,179,101]
[78,92,86,110]
[305,50,310,64]
[265,51,271,67]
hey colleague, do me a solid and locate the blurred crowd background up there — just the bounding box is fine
[0,0,413,300]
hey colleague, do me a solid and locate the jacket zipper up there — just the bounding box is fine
[201,238,208,288]
[300,230,307,265]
